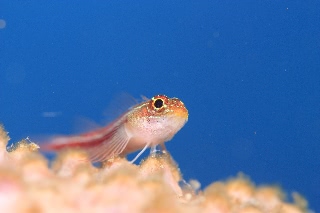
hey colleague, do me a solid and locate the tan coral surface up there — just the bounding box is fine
[0,125,308,213]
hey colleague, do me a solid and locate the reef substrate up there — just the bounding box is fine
[0,125,308,213]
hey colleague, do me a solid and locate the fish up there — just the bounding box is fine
[41,94,188,163]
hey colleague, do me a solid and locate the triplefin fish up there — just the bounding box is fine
[41,95,188,163]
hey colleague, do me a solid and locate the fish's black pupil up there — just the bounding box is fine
[154,99,163,108]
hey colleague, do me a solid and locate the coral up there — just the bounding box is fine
[0,124,309,213]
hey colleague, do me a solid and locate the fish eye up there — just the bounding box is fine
[154,98,164,108]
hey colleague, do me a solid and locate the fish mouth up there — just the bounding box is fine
[170,99,189,120]
[173,107,188,120]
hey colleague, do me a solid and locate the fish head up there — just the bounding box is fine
[125,94,188,145]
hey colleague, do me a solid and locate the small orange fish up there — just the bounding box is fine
[42,95,188,163]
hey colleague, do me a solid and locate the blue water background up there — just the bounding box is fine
[1,1,319,211]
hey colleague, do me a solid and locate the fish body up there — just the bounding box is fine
[42,95,188,162]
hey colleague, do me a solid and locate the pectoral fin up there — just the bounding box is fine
[86,125,130,162]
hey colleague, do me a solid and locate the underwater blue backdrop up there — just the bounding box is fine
[1,1,319,211]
